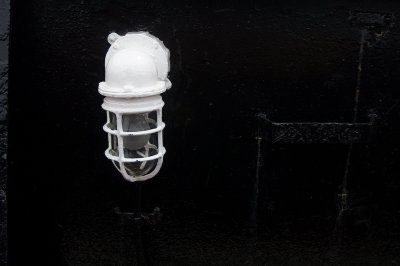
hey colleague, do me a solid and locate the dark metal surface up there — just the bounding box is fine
[7,1,400,265]
[258,113,377,144]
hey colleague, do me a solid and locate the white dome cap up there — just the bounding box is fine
[105,49,158,89]
[99,32,171,97]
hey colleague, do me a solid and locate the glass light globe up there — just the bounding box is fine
[122,114,150,151]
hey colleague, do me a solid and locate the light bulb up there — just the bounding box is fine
[122,114,150,150]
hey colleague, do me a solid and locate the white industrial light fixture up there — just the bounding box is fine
[98,32,171,182]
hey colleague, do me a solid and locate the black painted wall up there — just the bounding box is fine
[7,1,400,265]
